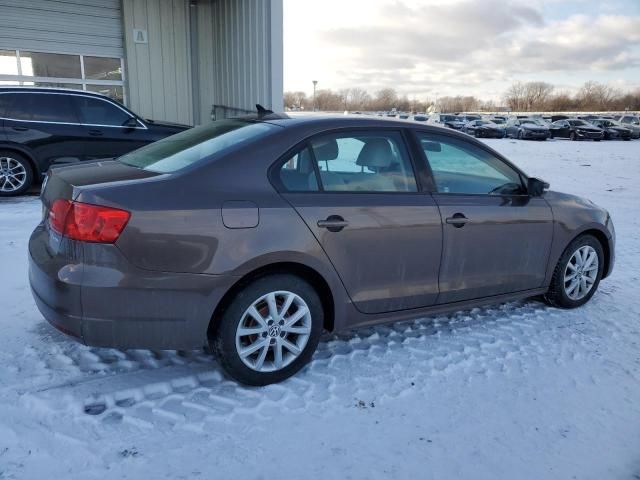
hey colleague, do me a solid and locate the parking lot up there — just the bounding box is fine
[1,138,639,479]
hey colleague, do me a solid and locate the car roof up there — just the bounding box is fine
[0,86,110,99]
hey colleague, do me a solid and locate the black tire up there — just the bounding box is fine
[623,137,631,141]
[210,274,324,385]
[518,130,524,140]
[0,150,34,196]
[570,131,577,141]
[544,234,604,309]
[594,139,601,142]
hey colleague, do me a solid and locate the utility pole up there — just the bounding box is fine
[312,80,318,111]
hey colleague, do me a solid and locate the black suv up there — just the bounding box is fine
[0,87,190,196]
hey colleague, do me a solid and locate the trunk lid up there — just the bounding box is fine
[41,160,160,208]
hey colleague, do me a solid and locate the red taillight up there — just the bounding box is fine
[48,199,130,243]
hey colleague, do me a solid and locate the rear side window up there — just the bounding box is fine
[118,119,277,173]
[1,92,78,123]
[308,131,417,192]
[279,147,319,192]
[72,96,131,126]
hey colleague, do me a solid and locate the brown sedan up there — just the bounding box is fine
[29,113,615,385]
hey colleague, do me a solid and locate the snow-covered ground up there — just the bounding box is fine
[1,139,639,479]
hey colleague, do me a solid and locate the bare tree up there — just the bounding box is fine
[577,81,621,111]
[524,82,554,110]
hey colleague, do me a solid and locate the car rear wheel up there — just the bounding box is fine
[210,274,324,385]
[518,130,524,140]
[544,234,604,309]
[0,152,33,196]
[570,131,577,141]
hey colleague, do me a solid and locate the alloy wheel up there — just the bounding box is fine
[563,245,599,300]
[0,157,27,193]
[235,290,312,372]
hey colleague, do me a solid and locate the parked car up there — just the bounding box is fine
[0,87,190,196]
[505,118,550,140]
[462,119,506,138]
[30,113,615,385]
[618,114,640,139]
[549,119,604,141]
[412,114,428,122]
[590,119,632,140]
[428,114,466,130]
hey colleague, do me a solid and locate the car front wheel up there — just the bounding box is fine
[544,234,604,309]
[0,151,33,196]
[210,274,324,385]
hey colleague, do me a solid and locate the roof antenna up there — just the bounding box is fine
[256,104,274,116]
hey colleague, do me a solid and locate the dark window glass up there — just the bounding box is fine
[72,96,131,126]
[83,56,122,81]
[3,93,78,122]
[418,133,524,195]
[278,147,319,191]
[309,131,417,192]
[20,52,81,78]
[119,120,277,173]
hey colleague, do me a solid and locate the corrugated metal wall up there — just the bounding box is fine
[197,0,283,124]
[0,0,122,57]
[122,0,193,125]
[123,0,283,125]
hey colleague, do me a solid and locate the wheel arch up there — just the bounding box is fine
[579,228,612,279]
[207,261,336,342]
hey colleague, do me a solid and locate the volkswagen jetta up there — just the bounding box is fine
[29,112,615,385]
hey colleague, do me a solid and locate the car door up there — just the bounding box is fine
[414,131,554,304]
[275,129,443,314]
[506,120,519,138]
[71,94,150,159]
[1,91,87,172]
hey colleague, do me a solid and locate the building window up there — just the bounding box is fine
[0,49,125,103]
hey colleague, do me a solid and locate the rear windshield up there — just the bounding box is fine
[118,119,277,173]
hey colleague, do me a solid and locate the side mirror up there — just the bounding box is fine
[527,177,549,197]
[124,117,138,128]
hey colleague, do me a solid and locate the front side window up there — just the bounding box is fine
[417,133,524,195]
[119,120,277,173]
[308,131,417,192]
[1,92,78,123]
[72,96,131,126]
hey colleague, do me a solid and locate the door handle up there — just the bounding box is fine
[88,129,104,136]
[317,215,349,232]
[445,213,469,228]
[12,126,28,131]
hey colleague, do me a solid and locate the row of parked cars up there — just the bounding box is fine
[427,113,640,141]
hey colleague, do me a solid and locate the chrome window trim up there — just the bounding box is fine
[0,91,147,129]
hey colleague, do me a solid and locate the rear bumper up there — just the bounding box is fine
[29,225,239,350]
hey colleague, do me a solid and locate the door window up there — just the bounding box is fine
[72,96,132,126]
[417,133,524,195]
[308,132,417,192]
[1,92,78,123]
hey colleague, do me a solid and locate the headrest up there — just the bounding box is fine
[312,138,339,161]
[356,138,393,168]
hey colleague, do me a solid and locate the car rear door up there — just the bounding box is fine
[1,91,87,173]
[275,129,442,314]
[71,94,150,159]
[550,120,569,138]
[414,131,553,304]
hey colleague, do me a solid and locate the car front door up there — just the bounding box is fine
[415,131,554,304]
[71,94,150,159]
[1,91,87,173]
[275,129,442,314]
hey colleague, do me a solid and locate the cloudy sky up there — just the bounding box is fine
[283,0,640,101]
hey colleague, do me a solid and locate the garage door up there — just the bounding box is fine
[0,0,123,57]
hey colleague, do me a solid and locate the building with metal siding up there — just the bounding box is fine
[0,0,283,125]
